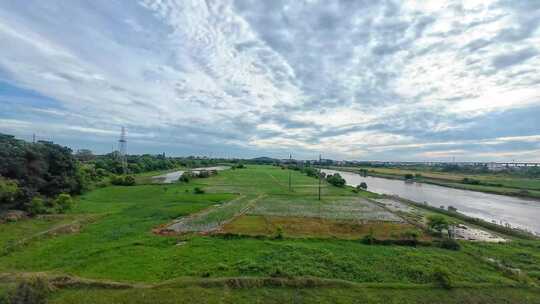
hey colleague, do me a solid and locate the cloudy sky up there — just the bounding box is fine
[1,0,539,161]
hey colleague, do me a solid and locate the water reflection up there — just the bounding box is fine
[323,169,540,235]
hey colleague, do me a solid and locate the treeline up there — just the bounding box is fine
[0,134,187,214]
[357,163,540,178]
[0,134,82,213]
[279,163,347,187]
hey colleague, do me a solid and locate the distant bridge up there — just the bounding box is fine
[354,161,540,167]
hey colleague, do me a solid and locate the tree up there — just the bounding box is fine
[75,149,95,162]
[326,173,346,187]
[26,197,47,215]
[0,177,19,208]
[54,193,74,213]
[178,172,191,183]
[427,215,449,235]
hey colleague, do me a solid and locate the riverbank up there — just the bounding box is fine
[321,168,540,235]
[323,166,540,200]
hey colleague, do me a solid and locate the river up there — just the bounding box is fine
[154,166,230,183]
[323,169,540,235]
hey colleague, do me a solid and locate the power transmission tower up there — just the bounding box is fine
[119,126,128,174]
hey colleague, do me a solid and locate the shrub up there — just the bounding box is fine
[198,170,210,178]
[439,238,461,251]
[274,226,284,239]
[232,164,246,169]
[8,276,50,304]
[427,215,449,235]
[178,172,191,183]
[462,177,481,185]
[0,177,19,207]
[193,187,205,194]
[401,229,420,242]
[54,193,73,213]
[111,175,136,186]
[358,182,368,190]
[110,175,124,186]
[326,173,346,187]
[26,197,47,216]
[432,267,453,289]
[123,175,136,186]
[361,228,376,245]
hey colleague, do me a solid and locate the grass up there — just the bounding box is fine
[1,165,539,302]
[48,286,540,304]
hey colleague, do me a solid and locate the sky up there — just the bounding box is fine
[0,0,539,161]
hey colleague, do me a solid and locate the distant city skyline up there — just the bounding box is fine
[1,1,539,161]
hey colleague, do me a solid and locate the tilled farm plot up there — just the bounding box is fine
[222,215,417,239]
[162,195,263,234]
[247,196,403,222]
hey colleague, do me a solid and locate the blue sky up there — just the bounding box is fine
[0,0,539,161]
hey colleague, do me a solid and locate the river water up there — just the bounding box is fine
[323,169,540,235]
[154,166,230,183]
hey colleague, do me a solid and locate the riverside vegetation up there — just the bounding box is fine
[0,163,539,303]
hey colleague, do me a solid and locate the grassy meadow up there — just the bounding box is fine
[1,165,539,303]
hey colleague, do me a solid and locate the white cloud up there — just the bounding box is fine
[0,0,539,159]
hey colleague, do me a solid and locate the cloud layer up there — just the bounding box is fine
[1,0,539,161]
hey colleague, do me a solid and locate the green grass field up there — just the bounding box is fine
[1,165,539,303]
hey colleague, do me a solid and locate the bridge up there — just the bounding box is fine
[354,161,540,168]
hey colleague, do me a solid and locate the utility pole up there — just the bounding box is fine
[318,154,322,201]
[288,154,292,192]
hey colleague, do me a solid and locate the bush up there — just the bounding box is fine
[193,187,205,194]
[401,229,420,242]
[361,228,376,245]
[462,177,481,185]
[110,175,124,186]
[178,172,191,183]
[432,267,453,289]
[357,182,367,190]
[123,175,136,186]
[0,177,19,207]
[198,170,210,178]
[326,173,346,187]
[427,215,449,235]
[439,238,461,251]
[54,193,73,213]
[26,197,47,216]
[232,164,245,169]
[274,226,284,239]
[8,276,50,304]
[111,175,136,186]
